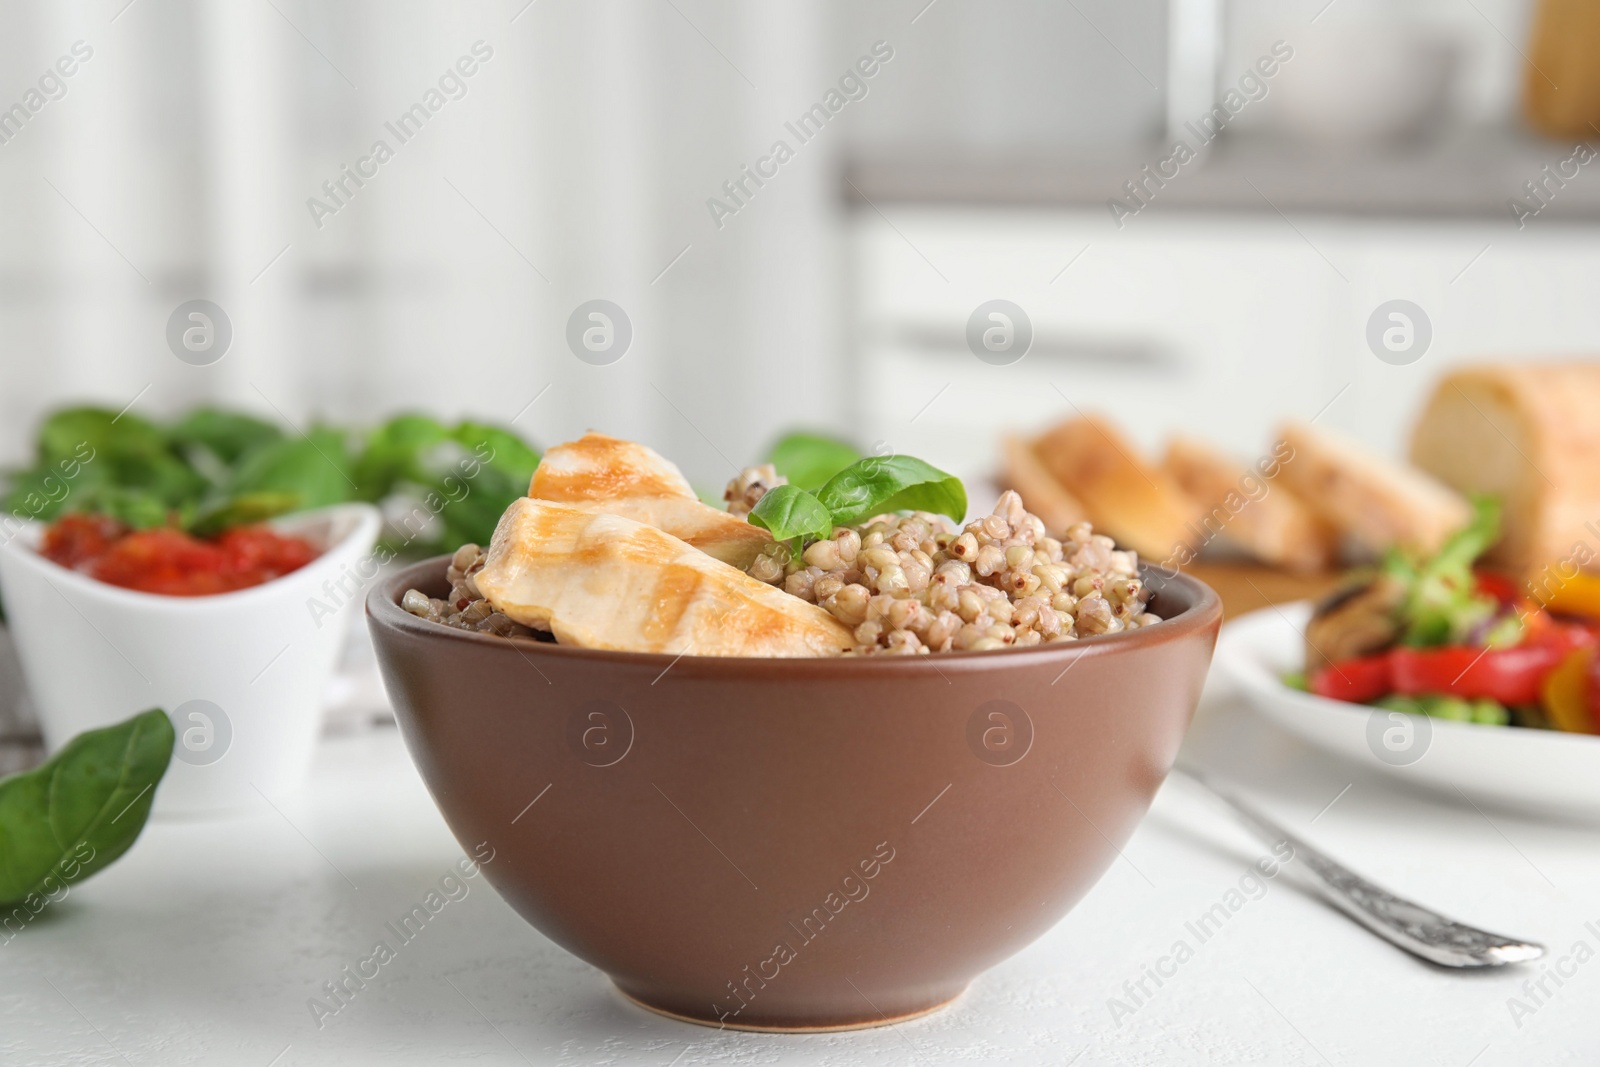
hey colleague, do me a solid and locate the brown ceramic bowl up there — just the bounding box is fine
[368,558,1220,1032]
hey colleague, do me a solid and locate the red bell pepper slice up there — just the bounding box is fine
[1309,619,1595,707]
[1390,622,1593,706]
[1474,570,1519,606]
[1310,651,1393,703]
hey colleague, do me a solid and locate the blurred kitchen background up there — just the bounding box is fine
[1,0,1597,493]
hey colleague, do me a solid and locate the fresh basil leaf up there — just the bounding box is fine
[34,408,207,511]
[6,408,213,527]
[747,484,834,544]
[187,490,303,538]
[71,485,175,530]
[111,453,206,510]
[1,462,108,524]
[435,479,518,548]
[367,420,541,555]
[353,415,451,501]
[37,407,166,465]
[0,708,174,907]
[815,455,967,527]
[451,421,540,491]
[167,408,284,467]
[767,432,861,492]
[228,428,355,511]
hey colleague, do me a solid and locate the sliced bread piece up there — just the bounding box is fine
[1032,415,1201,561]
[1161,435,1339,573]
[1274,420,1470,555]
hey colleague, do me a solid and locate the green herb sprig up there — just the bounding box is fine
[748,453,967,555]
[1383,495,1508,648]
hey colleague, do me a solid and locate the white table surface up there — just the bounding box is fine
[6,675,1599,1067]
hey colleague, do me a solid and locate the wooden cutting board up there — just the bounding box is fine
[1183,562,1341,620]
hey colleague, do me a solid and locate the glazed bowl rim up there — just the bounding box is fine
[0,502,382,612]
[366,554,1220,675]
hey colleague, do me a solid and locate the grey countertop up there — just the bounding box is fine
[844,126,1600,222]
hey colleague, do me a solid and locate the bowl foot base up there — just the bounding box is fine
[614,982,966,1033]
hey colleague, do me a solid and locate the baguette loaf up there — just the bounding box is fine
[1274,420,1470,555]
[1410,363,1600,573]
[1032,415,1200,560]
[1161,435,1339,573]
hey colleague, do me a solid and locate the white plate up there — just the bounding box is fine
[1215,602,1600,821]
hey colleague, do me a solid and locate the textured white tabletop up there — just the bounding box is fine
[5,677,1598,1066]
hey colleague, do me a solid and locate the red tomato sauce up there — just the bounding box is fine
[40,513,320,596]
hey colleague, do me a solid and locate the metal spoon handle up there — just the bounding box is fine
[1172,764,1544,968]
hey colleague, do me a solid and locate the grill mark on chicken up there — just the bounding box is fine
[644,564,703,644]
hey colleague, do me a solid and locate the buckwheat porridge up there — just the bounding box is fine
[402,436,1159,657]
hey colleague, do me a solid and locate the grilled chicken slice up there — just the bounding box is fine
[530,432,772,568]
[559,495,775,570]
[475,498,853,657]
[531,431,699,501]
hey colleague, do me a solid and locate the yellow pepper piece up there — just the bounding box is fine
[1540,570,1600,620]
[1541,646,1597,734]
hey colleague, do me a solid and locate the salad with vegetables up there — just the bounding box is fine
[1293,499,1600,733]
